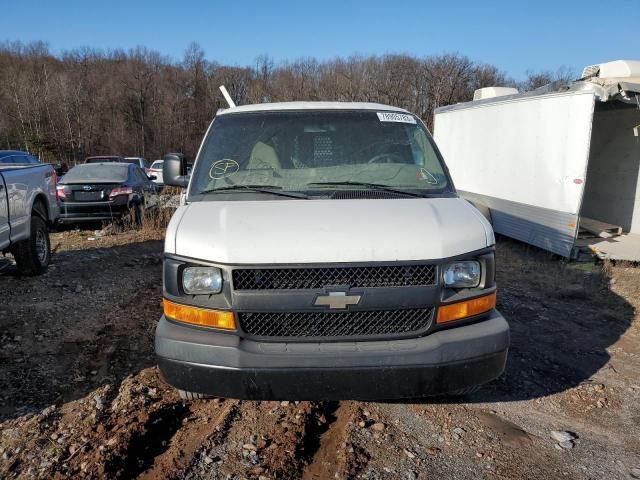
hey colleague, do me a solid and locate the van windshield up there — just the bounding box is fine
[189,110,452,198]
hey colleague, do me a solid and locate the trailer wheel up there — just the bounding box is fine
[13,215,50,276]
[177,389,212,400]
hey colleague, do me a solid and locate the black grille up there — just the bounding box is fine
[238,308,433,339]
[232,265,436,290]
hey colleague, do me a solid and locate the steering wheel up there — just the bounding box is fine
[368,153,404,164]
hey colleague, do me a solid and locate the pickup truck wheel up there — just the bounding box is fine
[14,216,50,276]
[177,389,212,400]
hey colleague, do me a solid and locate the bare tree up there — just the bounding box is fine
[0,42,534,162]
[521,66,576,91]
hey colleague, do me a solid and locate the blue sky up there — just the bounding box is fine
[2,0,637,79]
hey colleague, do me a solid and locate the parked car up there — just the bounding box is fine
[54,162,69,178]
[85,156,152,177]
[0,150,40,164]
[57,162,156,224]
[148,159,164,185]
[1,157,60,275]
[149,158,192,186]
[125,157,150,175]
[85,155,125,164]
[155,101,509,401]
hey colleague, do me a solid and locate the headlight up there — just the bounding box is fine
[443,261,481,288]
[182,266,223,294]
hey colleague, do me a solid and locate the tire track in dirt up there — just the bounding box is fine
[138,399,240,480]
[174,400,354,479]
[103,401,191,477]
[203,400,316,478]
[302,401,356,480]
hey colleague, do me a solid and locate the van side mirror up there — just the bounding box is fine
[163,153,189,188]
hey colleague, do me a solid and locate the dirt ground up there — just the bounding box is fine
[1,228,639,479]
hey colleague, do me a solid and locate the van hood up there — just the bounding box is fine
[167,197,493,264]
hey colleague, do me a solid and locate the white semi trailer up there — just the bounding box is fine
[434,60,640,260]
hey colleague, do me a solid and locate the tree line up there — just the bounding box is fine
[0,41,574,165]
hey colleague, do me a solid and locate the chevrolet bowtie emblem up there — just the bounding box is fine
[314,292,361,309]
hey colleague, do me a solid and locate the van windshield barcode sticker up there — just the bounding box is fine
[377,112,416,124]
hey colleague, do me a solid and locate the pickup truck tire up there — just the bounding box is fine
[14,215,50,276]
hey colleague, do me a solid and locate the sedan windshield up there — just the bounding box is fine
[189,110,452,198]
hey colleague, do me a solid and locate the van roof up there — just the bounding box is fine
[217,101,409,115]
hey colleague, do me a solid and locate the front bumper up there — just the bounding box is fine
[155,309,509,400]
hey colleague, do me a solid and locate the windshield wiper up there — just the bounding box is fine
[305,181,428,198]
[198,184,309,199]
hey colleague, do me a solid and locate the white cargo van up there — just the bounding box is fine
[155,102,509,400]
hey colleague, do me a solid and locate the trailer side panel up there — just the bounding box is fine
[434,92,595,257]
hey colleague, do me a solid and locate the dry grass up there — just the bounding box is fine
[118,204,177,240]
[46,195,180,253]
[158,186,183,196]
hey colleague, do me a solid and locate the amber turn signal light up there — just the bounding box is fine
[436,291,496,324]
[163,299,236,330]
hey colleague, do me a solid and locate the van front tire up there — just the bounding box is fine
[177,389,212,400]
[447,385,481,397]
[14,216,50,276]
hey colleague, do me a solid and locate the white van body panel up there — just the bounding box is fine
[164,205,188,255]
[168,197,491,264]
